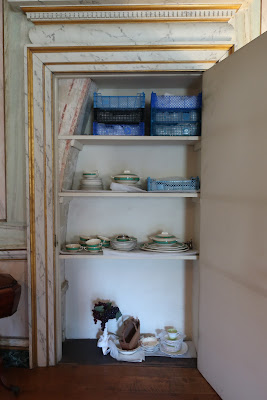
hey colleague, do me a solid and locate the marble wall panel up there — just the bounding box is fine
[29,22,235,46]
[58,78,97,190]
[0,0,5,220]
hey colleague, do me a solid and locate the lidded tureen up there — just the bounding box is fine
[111,170,140,185]
[149,232,178,245]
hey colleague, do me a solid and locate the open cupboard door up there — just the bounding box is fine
[199,32,267,399]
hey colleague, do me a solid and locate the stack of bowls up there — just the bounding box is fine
[97,236,111,248]
[140,337,159,353]
[80,171,103,191]
[110,234,137,251]
[111,170,140,186]
[84,238,102,253]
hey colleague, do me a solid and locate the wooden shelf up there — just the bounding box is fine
[59,191,200,198]
[59,248,199,260]
[58,135,201,146]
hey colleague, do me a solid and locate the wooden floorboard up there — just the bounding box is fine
[0,364,221,400]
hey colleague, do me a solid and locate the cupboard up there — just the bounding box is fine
[26,32,267,399]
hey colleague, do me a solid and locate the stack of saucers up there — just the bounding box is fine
[110,234,137,251]
[80,171,103,191]
[160,331,187,356]
[140,232,189,253]
[141,337,159,354]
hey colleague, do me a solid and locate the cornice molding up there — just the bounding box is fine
[21,4,242,24]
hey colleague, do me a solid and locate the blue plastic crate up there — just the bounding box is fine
[147,177,200,192]
[94,92,145,109]
[93,122,145,136]
[151,92,202,109]
[152,109,201,123]
[151,122,200,136]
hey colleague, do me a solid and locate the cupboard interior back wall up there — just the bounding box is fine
[58,73,201,343]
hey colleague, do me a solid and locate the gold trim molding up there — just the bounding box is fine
[26,43,232,367]
[22,4,241,25]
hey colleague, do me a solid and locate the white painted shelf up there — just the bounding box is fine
[59,248,199,260]
[59,191,200,198]
[58,135,201,146]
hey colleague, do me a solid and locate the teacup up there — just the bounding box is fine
[66,243,82,251]
[98,236,110,247]
[80,235,91,243]
[85,238,102,251]
[167,328,179,340]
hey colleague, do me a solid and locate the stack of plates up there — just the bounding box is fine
[110,235,137,251]
[140,242,189,253]
[80,174,103,191]
[80,178,103,191]
[140,231,189,253]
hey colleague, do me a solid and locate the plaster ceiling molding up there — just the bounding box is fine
[20,4,242,25]
[28,22,236,45]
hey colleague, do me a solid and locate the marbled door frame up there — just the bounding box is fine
[25,43,233,368]
[0,0,6,220]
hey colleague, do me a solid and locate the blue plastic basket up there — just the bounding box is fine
[94,92,145,109]
[151,122,200,136]
[93,122,145,136]
[151,92,202,109]
[147,177,200,192]
[152,109,201,123]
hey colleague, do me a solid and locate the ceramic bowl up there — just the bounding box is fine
[80,235,91,242]
[115,234,131,242]
[141,336,159,349]
[149,232,178,245]
[66,243,82,251]
[85,238,102,248]
[111,170,140,185]
[111,238,137,251]
[82,171,99,179]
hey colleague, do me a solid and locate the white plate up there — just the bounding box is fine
[160,342,188,356]
[117,346,141,355]
[140,246,189,253]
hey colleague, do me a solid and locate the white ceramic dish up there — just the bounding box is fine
[149,232,179,245]
[111,170,140,184]
[160,342,188,356]
[140,244,189,253]
[141,336,159,347]
[117,345,141,355]
[82,171,99,178]
[65,243,82,251]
